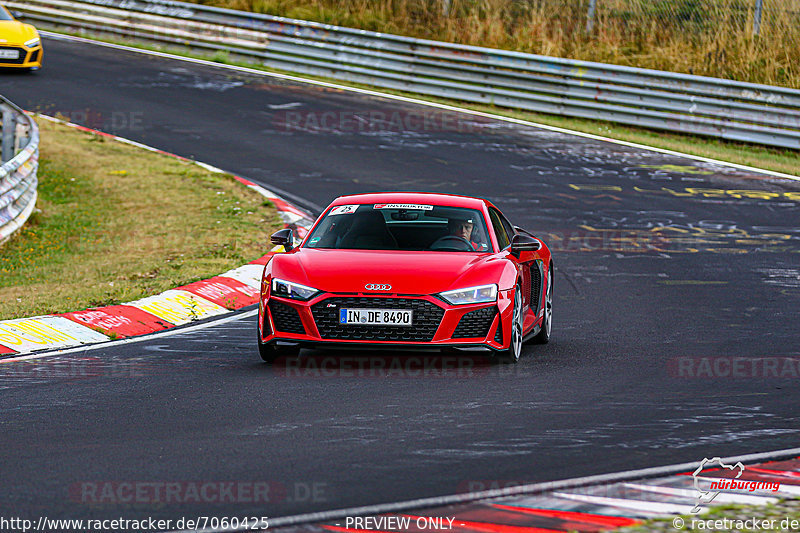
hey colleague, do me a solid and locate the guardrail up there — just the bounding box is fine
[10,0,800,149]
[0,96,39,246]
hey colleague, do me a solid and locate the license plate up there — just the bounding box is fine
[0,50,19,59]
[339,308,413,326]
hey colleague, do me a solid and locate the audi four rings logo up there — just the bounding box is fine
[365,283,392,291]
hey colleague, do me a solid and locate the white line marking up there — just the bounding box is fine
[0,310,257,364]
[40,30,800,182]
[552,492,693,515]
[162,447,800,532]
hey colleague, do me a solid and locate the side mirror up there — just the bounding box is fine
[511,233,541,254]
[11,11,23,19]
[270,228,294,251]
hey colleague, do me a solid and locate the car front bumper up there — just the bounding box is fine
[258,290,516,351]
[0,45,43,68]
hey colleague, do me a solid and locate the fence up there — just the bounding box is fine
[0,96,39,246]
[8,0,800,149]
[582,0,788,35]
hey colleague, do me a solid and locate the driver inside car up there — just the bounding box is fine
[431,217,488,251]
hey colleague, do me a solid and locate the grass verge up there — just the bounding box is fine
[0,118,283,320]
[45,29,800,178]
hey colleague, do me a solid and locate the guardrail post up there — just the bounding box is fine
[1,103,14,162]
[753,0,763,36]
[586,0,597,32]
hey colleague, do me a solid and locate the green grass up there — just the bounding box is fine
[0,118,283,320]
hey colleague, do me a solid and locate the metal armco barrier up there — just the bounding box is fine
[9,0,800,149]
[0,96,39,246]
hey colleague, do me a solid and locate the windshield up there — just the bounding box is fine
[305,203,492,252]
[0,7,14,21]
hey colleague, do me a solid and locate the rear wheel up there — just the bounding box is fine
[533,266,553,344]
[498,286,523,364]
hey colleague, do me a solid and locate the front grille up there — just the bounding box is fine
[311,297,444,342]
[452,306,496,338]
[0,47,26,65]
[530,263,542,311]
[268,300,305,334]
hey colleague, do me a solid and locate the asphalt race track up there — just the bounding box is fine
[1,36,799,524]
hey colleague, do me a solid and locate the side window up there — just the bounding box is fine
[488,208,510,250]
[500,213,516,242]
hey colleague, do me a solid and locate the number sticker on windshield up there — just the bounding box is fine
[329,205,359,215]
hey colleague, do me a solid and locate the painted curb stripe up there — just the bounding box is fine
[550,493,695,515]
[747,467,800,478]
[178,276,260,309]
[127,289,229,326]
[403,515,563,533]
[248,252,277,266]
[58,305,174,338]
[489,505,640,527]
[0,316,110,352]
[218,264,266,290]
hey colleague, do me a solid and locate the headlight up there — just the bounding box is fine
[24,38,40,48]
[438,284,497,305]
[271,278,319,301]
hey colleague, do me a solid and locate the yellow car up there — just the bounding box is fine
[0,5,42,69]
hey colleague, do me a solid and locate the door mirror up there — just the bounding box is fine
[511,233,541,254]
[11,11,24,19]
[270,228,294,251]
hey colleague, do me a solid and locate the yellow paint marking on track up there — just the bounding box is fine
[639,164,714,175]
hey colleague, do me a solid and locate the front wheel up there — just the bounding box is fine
[533,266,553,344]
[258,332,300,363]
[498,286,523,364]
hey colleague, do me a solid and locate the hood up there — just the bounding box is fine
[272,249,504,295]
[0,21,38,45]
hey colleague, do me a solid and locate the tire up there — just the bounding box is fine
[498,286,524,364]
[533,266,553,344]
[257,331,300,363]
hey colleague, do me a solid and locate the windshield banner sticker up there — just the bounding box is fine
[373,204,433,211]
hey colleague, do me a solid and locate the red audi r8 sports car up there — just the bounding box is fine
[257,192,553,363]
